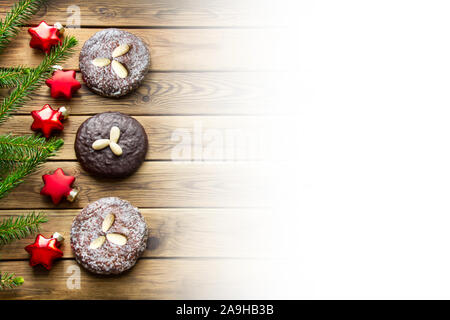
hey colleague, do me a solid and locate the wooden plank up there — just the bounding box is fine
[0,208,270,259]
[0,28,281,71]
[0,0,276,27]
[0,258,277,299]
[1,72,273,116]
[0,161,269,208]
[0,115,268,160]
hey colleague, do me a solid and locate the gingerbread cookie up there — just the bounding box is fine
[75,112,148,178]
[79,28,149,98]
[71,197,148,275]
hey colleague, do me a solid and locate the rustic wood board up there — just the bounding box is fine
[0,28,282,71]
[0,161,270,209]
[0,115,269,160]
[0,209,270,259]
[0,0,276,27]
[1,72,274,116]
[0,258,278,299]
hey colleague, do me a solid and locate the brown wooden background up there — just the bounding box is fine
[0,0,277,299]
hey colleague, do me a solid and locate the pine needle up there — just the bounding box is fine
[0,272,24,290]
[0,0,47,53]
[0,67,33,87]
[0,211,47,245]
[0,36,78,124]
[0,134,63,161]
[0,134,64,199]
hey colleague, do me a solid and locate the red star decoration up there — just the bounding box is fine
[28,21,62,53]
[45,70,81,100]
[25,234,63,270]
[40,168,76,204]
[31,104,64,138]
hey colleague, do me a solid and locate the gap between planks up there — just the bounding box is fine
[23,25,279,30]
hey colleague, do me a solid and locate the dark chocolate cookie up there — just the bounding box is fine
[71,197,148,275]
[79,28,150,98]
[75,112,148,178]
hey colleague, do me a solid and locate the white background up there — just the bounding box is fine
[275,0,450,299]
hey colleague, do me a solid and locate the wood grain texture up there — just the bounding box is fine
[0,258,277,299]
[0,161,269,209]
[1,72,273,115]
[0,115,268,160]
[0,0,276,27]
[0,209,270,259]
[0,28,282,71]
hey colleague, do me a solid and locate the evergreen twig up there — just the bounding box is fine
[0,272,24,290]
[0,36,78,124]
[0,211,47,245]
[0,134,64,199]
[0,0,46,53]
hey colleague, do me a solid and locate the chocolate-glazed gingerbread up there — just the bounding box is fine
[79,28,150,98]
[75,112,148,178]
[71,197,148,275]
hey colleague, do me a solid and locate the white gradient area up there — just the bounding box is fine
[264,0,450,299]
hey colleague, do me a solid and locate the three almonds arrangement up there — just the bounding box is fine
[92,126,123,156]
[92,43,130,78]
[89,213,127,249]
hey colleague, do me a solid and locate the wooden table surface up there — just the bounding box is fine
[0,0,279,299]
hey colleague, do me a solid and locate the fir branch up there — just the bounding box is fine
[0,212,47,245]
[0,36,78,124]
[0,272,24,290]
[0,0,46,53]
[0,134,63,161]
[0,67,32,87]
[0,134,63,199]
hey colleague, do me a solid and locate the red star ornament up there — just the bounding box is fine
[45,70,81,99]
[41,168,79,204]
[31,104,64,138]
[25,233,64,270]
[28,21,62,53]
